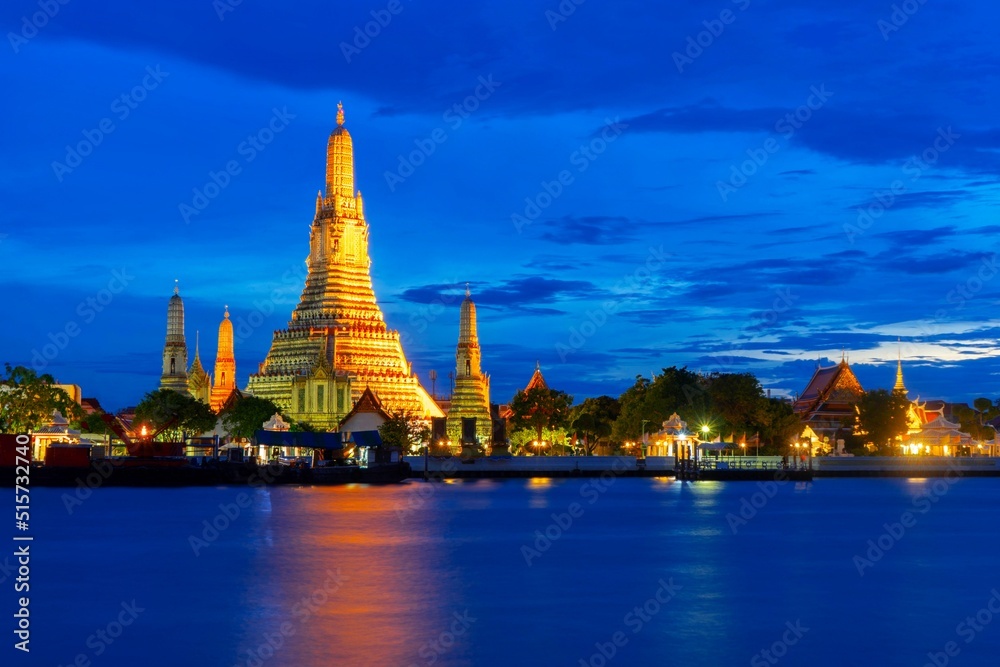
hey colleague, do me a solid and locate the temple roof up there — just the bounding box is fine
[525,362,547,392]
[338,386,392,428]
[793,359,863,417]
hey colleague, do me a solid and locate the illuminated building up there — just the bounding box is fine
[499,362,548,422]
[793,356,863,447]
[525,362,547,392]
[340,386,391,434]
[159,282,189,395]
[31,409,80,461]
[649,413,691,457]
[210,306,238,411]
[188,332,211,404]
[445,286,492,446]
[247,104,442,424]
[893,348,907,396]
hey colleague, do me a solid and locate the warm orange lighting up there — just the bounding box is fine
[245,104,444,422]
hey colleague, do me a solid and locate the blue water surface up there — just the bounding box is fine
[6,476,1000,666]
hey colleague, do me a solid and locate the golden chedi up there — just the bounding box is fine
[446,286,492,447]
[247,104,442,426]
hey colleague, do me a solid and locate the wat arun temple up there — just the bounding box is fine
[245,104,444,427]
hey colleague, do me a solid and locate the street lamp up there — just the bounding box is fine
[641,419,649,458]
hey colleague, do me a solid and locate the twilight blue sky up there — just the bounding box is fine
[2,0,1000,411]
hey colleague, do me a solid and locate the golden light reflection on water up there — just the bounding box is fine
[235,486,467,667]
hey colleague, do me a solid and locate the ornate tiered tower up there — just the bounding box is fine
[893,347,907,396]
[160,282,189,395]
[446,286,492,446]
[210,306,237,411]
[247,104,443,423]
[188,331,211,404]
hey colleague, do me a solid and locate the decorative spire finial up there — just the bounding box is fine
[465,282,471,298]
[336,101,345,126]
[224,305,230,319]
[174,279,179,296]
[894,337,907,394]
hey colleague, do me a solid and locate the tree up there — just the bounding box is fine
[612,367,706,442]
[74,409,113,435]
[0,364,83,432]
[856,389,910,453]
[221,395,286,440]
[755,398,803,453]
[379,412,430,453]
[954,399,998,442]
[707,372,767,439]
[508,386,573,447]
[134,389,217,439]
[570,395,620,454]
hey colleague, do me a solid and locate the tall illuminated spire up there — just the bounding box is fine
[326,101,355,201]
[188,330,211,404]
[447,286,492,446]
[210,306,236,411]
[248,105,443,422]
[893,341,907,395]
[160,281,189,394]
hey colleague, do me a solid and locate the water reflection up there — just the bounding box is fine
[235,486,463,666]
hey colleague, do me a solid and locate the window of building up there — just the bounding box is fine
[317,385,325,411]
[298,388,306,413]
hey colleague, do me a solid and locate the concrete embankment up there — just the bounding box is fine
[814,456,1000,477]
[402,455,674,478]
[403,455,1000,479]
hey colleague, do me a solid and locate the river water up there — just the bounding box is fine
[12,476,1000,666]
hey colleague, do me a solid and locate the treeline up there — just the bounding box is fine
[507,366,802,454]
